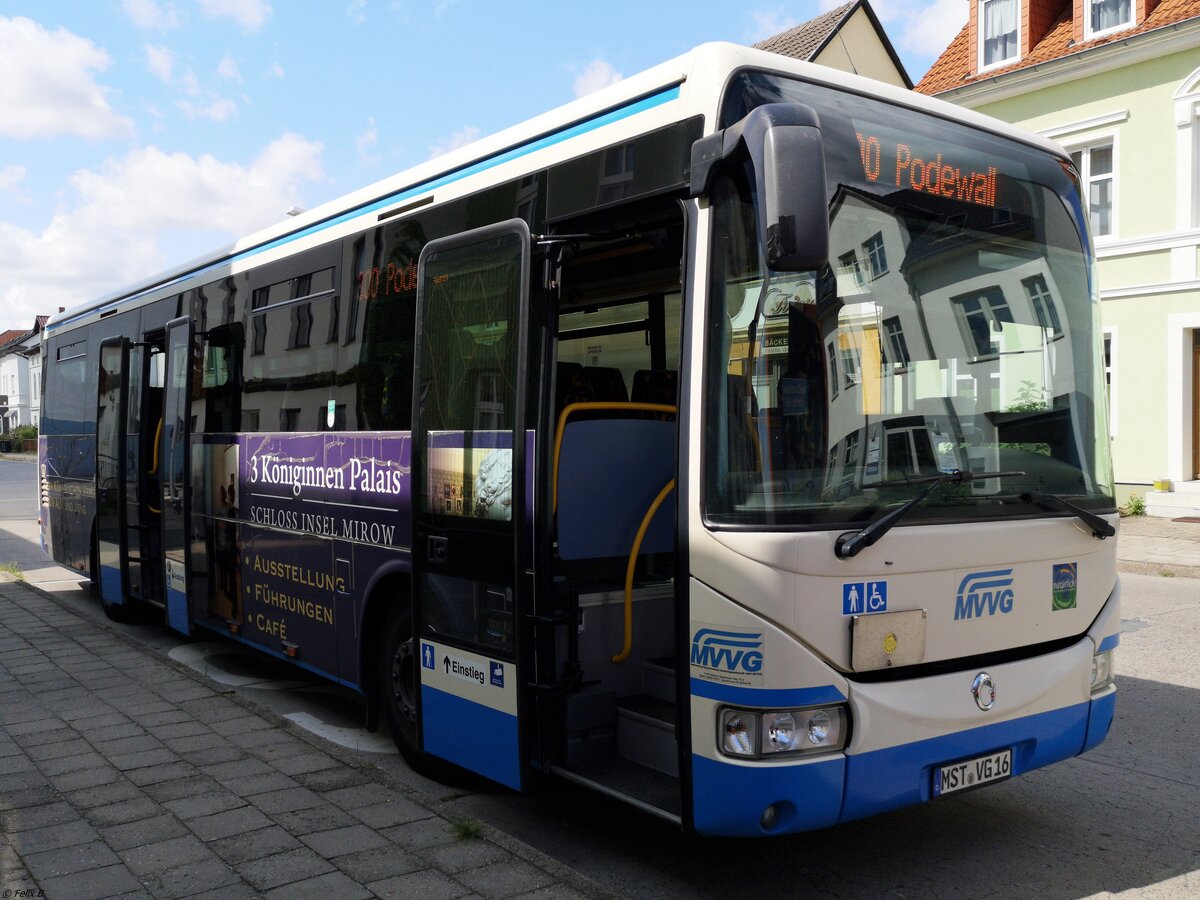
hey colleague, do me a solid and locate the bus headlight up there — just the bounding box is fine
[1091,649,1115,692]
[719,706,847,759]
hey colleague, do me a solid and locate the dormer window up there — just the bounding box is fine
[980,0,1019,70]
[1086,0,1134,39]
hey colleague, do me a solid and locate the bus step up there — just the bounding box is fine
[564,685,616,768]
[616,694,677,777]
[642,656,676,703]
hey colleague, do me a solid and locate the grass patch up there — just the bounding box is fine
[0,561,25,581]
[452,817,484,839]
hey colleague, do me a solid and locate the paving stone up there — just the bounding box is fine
[134,708,194,727]
[381,817,461,851]
[454,858,559,899]
[0,770,50,793]
[14,726,75,747]
[126,761,196,786]
[86,721,147,743]
[23,839,120,878]
[8,817,99,854]
[83,796,164,828]
[210,714,273,736]
[427,838,513,874]
[143,773,220,803]
[37,749,109,776]
[290,763,364,792]
[100,812,190,851]
[50,764,121,792]
[320,782,396,810]
[1,800,79,833]
[180,745,249,766]
[352,796,433,829]
[249,785,326,815]
[332,844,426,883]
[262,869,374,899]
[25,737,93,761]
[299,823,389,857]
[163,731,228,754]
[110,747,180,771]
[201,757,272,781]
[180,881,262,900]
[152,720,211,740]
[64,779,145,809]
[123,833,214,876]
[39,863,141,898]
[221,771,299,797]
[269,802,358,836]
[162,790,247,820]
[367,867,473,900]
[91,734,164,756]
[273,751,341,778]
[510,885,590,900]
[209,824,302,866]
[237,847,336,890]
[187,804,274,841]
[0,753,37,773]
[140,856,241,898]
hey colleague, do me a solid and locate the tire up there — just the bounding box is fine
[377,606,465,783]
[378,606,421,760]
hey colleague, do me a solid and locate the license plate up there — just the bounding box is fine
[933,748,1012,797]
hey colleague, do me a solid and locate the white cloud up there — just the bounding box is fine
[0,165,26,192]
[347,0,367,24]
[0,16,132,140]
[0,135,326,324]
[356,117,379,163]
[892,0,967,62]
[197,0,272,31]
[146,44,174,84]
[265,62,285,79]
[427,126,480,160]
[217,53,243,82]
[123,0,179,30]
[573,59,623,99]
[177,96,237,122]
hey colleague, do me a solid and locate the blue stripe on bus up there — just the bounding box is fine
[838,700,1091,824]
[100,565,123,605]
[689,677,846,708]
[1097,633,1119,653]
[691,697,1107,835]
[165,586,189,635]
[47,84,682,334]
[421,685,521,790]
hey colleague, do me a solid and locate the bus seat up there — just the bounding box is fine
[555,361,591,414]
[557,415,675,561]
[581,366,629,403]
[631,369,677,406]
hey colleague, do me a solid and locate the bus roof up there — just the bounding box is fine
[46,41,1065,336]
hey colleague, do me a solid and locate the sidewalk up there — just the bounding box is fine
[0,574,602,899]
[1116,513,1200,578]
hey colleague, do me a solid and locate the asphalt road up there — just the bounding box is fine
[3,457,1197,897]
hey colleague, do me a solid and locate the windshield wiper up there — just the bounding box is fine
[835,470,1026,560]
[1022,491,1115,539]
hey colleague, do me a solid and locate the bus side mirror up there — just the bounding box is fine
[690,103,830,272]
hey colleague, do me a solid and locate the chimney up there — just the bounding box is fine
[58,307,65,313]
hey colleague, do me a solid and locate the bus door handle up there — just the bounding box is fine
[428,536,449,565]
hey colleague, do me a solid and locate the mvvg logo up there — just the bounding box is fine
[954,569,1015,620]
[691,628,764,674]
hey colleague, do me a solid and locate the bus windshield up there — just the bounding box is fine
[705,72,1115,528]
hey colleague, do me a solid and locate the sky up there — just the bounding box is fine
[0,0,966,333]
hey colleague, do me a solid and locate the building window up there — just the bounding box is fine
[840,341,860,389]
[952,286,1013,357]
[1087,0,1133,39]
[862,232,888,279]
[289,303,313,349]
[838,250,865,290]
[827,341,839,399]
[883,316,911,367]
[1070,144,1114,237]
[980,0,1018,69]
[1022,275,1062,336]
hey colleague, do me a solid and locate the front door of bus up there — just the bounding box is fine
[411,220,534,789]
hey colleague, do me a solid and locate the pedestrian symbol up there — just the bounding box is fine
[421,642,435,670]
[843,581,888,615]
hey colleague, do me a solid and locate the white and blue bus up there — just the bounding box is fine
[39,42,1119,836]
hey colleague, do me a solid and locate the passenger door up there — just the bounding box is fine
[410,220,535,789]
[95,337,131,609]
[160,317,195,634]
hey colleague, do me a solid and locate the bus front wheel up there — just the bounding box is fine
[378,607,422,761]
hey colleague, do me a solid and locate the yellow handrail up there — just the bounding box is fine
[552,401,676,511]
[146,418,163,513]
[613,479,675,664]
